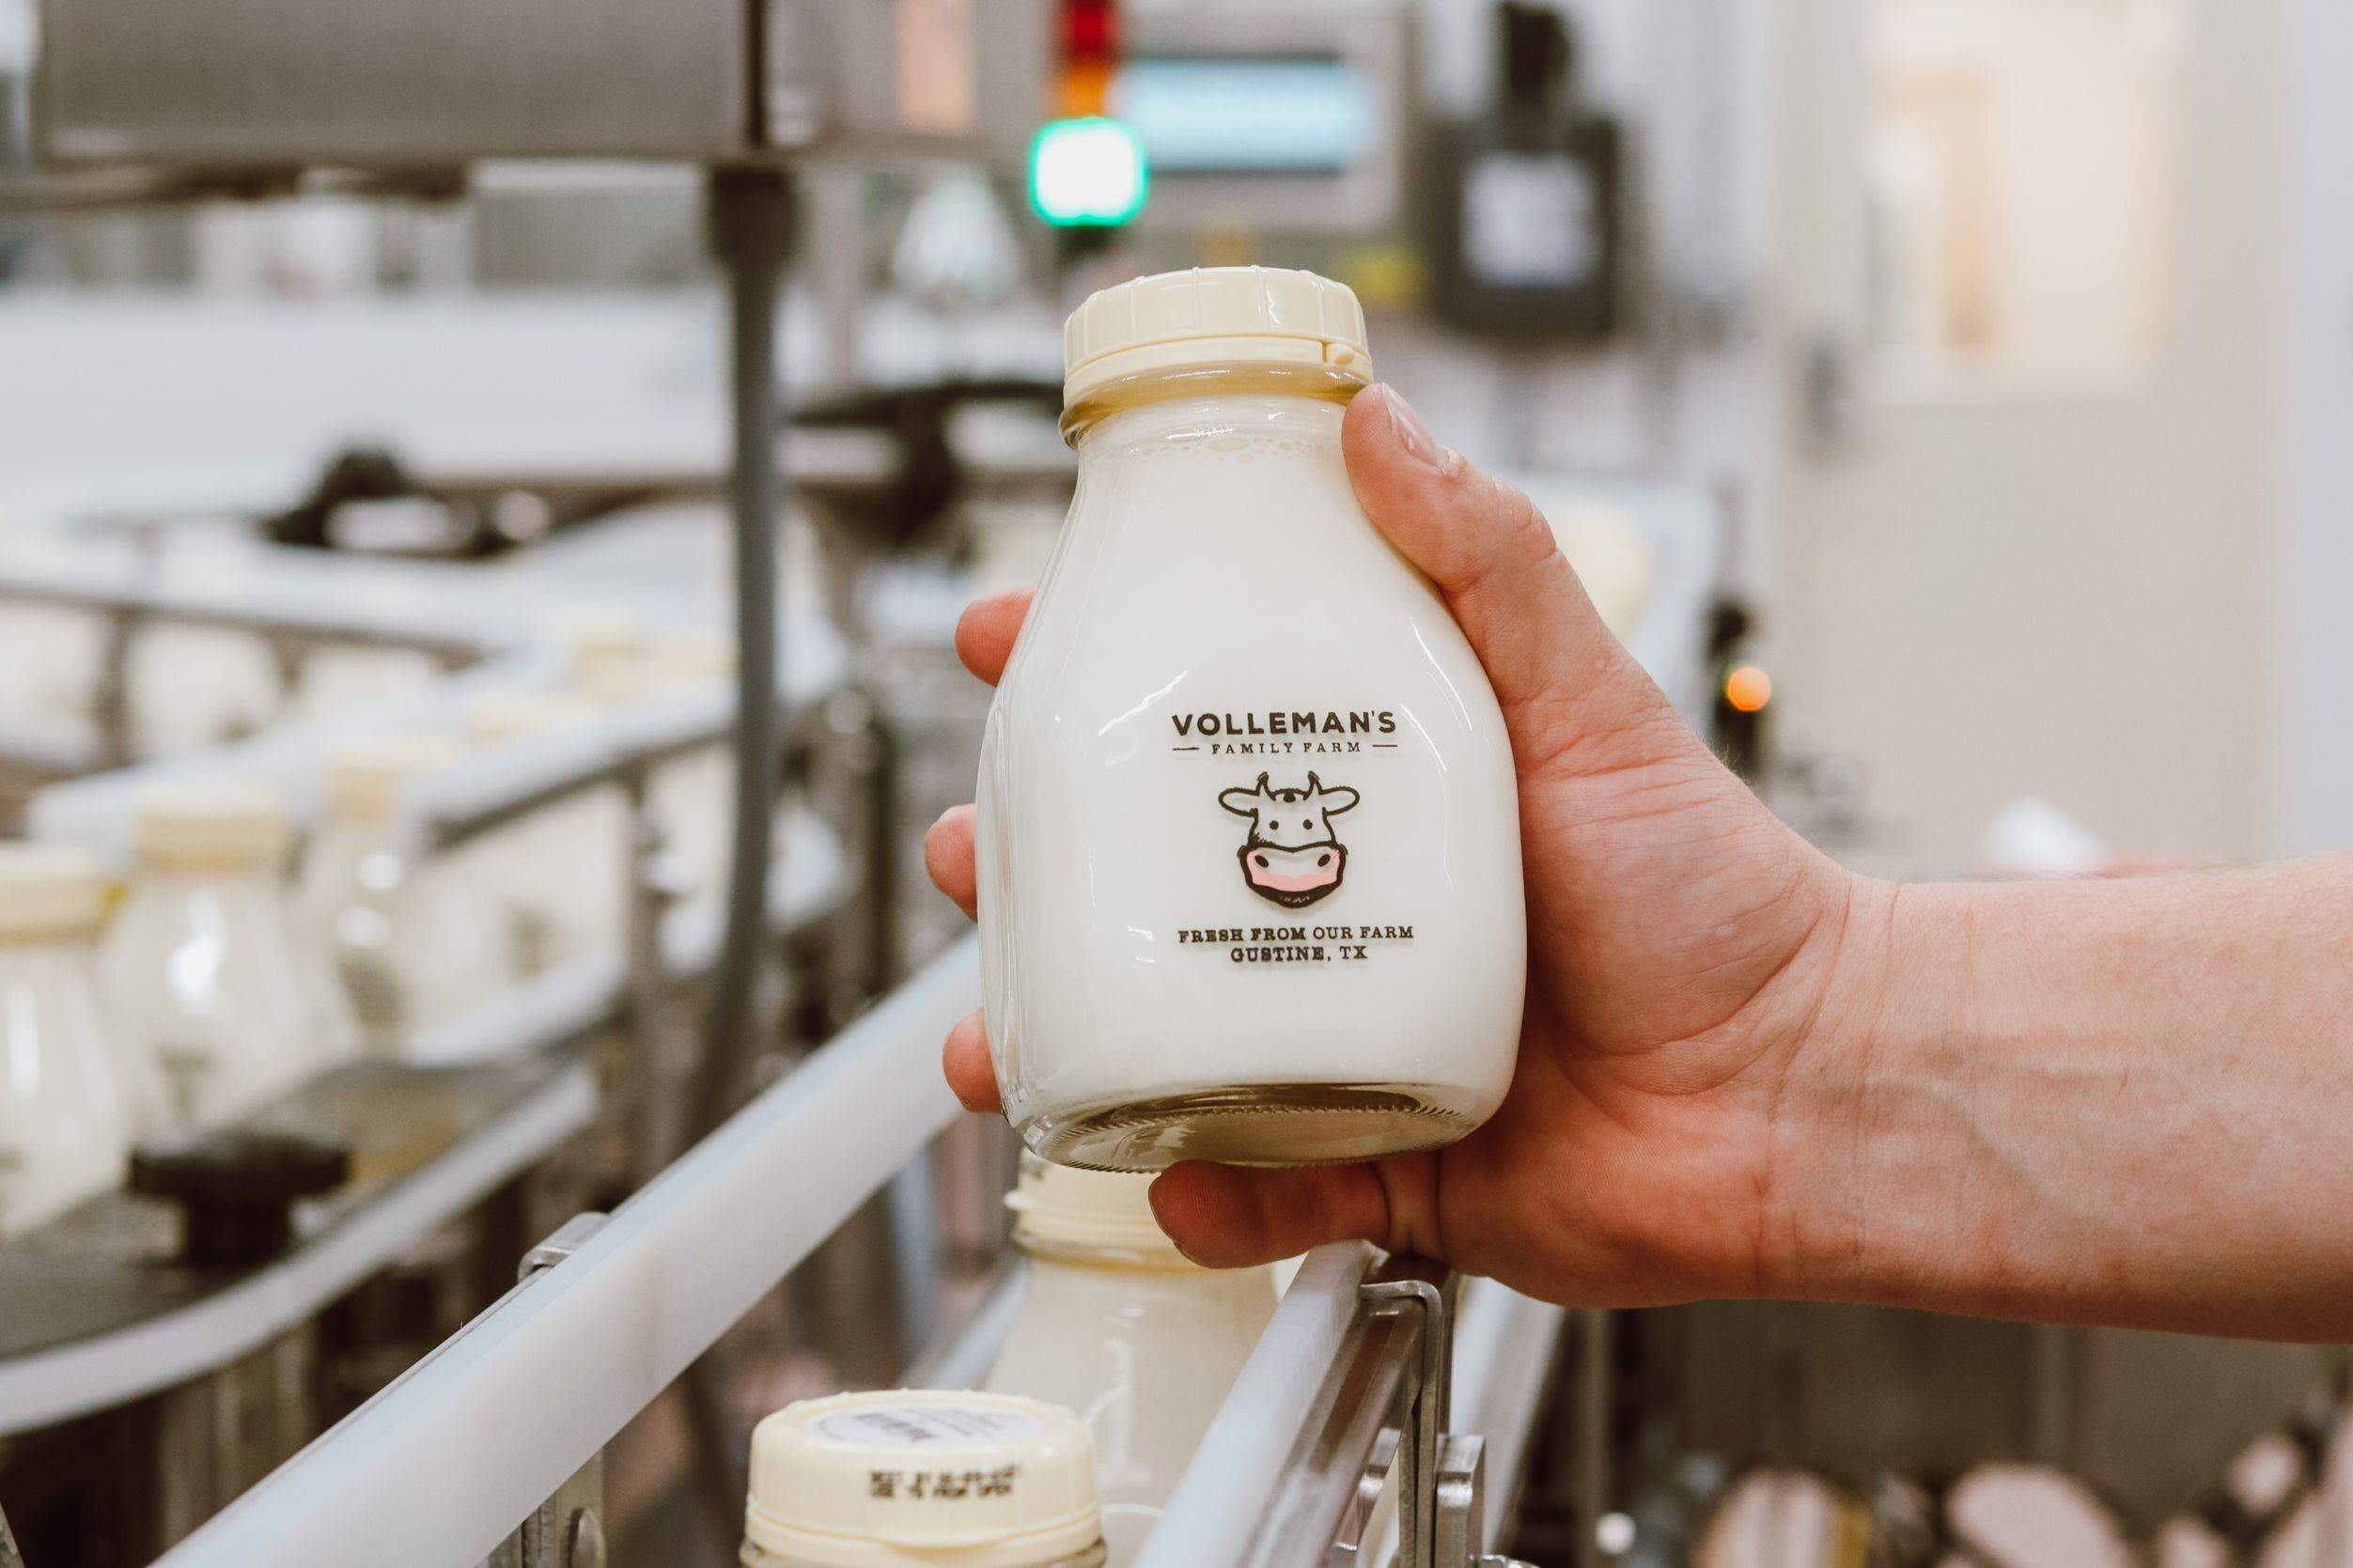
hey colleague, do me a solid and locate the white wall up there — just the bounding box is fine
[2267,0,2353,857]
[1764,0,2291,868]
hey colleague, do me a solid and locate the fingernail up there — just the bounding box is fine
[1379,383,1451,472]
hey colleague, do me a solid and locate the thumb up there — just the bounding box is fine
[1342,383,1687,768]
[1147,1159,1438,1269]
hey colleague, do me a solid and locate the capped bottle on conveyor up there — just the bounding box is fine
[0,843,154,1238]
[104,783,357,1125]
[984,1156,1277,1564]
[304,730,512,1049]
[742,1390,1106,1567]
[976,266,1527,1171]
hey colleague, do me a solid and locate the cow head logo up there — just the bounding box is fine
[1218,771,1360,908]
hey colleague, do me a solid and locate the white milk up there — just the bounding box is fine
[983,1157,1277,1565]
[977,267,1526,1171]
[742,1390,1107,1568]
[0,846,148,1239]
[105,784,357,1125]
[304,732,514,1050]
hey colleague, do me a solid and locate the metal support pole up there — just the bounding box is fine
[91,606,138,771]
[1570,1309,1613,1568]
[618,770,678,1175]
[692,164,795,1144]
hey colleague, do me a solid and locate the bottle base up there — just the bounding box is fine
[1020,1083,1483,1172]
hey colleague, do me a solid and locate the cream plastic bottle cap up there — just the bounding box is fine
[463,689,600,745]
[324,733,462,820]
[580,634,739,706]
[1004,1153,1193,1269]
[133,783,289,873]
[1062,266,1373,406]
[745,1390,1101,1567]
[0,843,109,941]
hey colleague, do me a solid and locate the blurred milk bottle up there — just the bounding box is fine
[576,627,741,906]
[105,783,355,1124]
[744,1390,1108,1568]
[985,1156,1279,1563]
[0,845,148,1238]
[306,733,513,1049]
[462,688,625,974]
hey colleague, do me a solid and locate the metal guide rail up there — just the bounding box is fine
[0,553,505,780]
[1137,1250,1553,1568]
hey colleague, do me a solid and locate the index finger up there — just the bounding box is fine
[954,588,1034,687]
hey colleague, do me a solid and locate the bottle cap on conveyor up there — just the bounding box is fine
[0,842,109,941]
[133,782,290,874]
[462,688,599,745]
[1004,1152,1194,1270]
[323,732,462,820]
[743,1390,1104,1567]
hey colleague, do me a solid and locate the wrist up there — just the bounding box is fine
[1752,874,1980,1306]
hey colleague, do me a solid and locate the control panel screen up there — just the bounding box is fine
[1113,56,1375,175]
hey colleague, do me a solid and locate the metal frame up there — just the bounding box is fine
[1137,1250,1553,1568]
[0,562,498,779]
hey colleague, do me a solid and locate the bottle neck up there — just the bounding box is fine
[1062,364,1366,446]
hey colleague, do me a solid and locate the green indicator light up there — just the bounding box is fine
[1028,116,1148,227]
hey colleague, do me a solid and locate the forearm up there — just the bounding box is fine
[1769,858,2353,1339]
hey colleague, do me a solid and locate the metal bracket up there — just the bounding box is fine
[480,1215,615,1568]
[1363,1275,1451,1568]
[1435,1434,1486,1568]
[521,1212,609,1282]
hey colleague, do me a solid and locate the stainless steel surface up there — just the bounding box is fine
[1363,1273,1451,1568]
[519,1214,609,1282]
[35,0,1050,169]
[561,1507,604,1568]
[38,0,746,166]
[1434,1434,1486,1568]
[1138,1252,1493,1568]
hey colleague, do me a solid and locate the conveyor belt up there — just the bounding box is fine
[0,1054,599,1435]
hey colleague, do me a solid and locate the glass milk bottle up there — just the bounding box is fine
[743,1390,1106,1568]
[304,732,514,1050]
[461,689,624,973]
[577,629,740,905]
[105,784,355,1125]
[985,1156,1277,1563]
[976,267,1527,1170]
[0,845,148,1238]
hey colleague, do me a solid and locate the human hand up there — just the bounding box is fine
[926,383,1862,1308]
